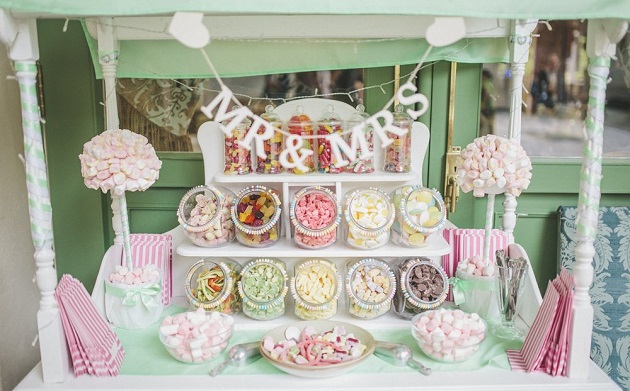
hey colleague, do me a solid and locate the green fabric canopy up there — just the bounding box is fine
[3,0,629,78]
[2,0,630,19]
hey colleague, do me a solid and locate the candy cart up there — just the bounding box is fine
[2,2,627,390]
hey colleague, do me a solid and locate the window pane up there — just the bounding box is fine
[482,20,630,158]
[116,70,364,152]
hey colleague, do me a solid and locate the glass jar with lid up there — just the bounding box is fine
[345,258,396,319]
[344,104,375,174]
[237,258,288,320]
[223,107,252,175]
[291,259,341,320]
[256,105,284,174]
[393,257,449,319]
[383,105,413,173]
[185,258,242,315]
[316,105,344,174]
[286,105,315,174]
[344,187,395,250]
[178,185,235,247]
[390,186,446,247]
[290,186,340,249]
[231,185,281,248]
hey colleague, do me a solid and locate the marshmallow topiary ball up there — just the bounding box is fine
[80,129,162,196]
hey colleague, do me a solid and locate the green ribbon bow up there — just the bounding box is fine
[449,276,495,305]
[107,282,161,309]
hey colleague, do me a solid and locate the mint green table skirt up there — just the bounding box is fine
[114,306,522,376]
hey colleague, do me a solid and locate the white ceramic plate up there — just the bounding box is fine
[259,320,376,378]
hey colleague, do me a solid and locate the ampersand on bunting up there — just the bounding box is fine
[279,135,315,173]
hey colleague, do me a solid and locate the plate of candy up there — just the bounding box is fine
[260,321,375,378]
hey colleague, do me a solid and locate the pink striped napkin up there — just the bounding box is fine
[121,234,172,305]
[507,269,576,374]
[56,274,125,376]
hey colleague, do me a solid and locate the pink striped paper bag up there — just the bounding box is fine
[458,230,509,265]
[507,280,560,372]
[121,234,172,305]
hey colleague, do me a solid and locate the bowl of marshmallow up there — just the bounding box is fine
[158,308,234,364]
[411,308,487,363]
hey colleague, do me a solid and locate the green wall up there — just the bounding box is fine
[39,19,630,295]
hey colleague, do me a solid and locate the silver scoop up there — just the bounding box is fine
[209,341,261,377]
[374,341,431,376]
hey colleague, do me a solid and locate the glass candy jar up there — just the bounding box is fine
[178,185,235,247]
[317,105,344,173]
[256,105,284,174]
[346,258,396,319]
[383,105,413,173]
[393,257,449,319]
[238,258,288,320]
[286,105,315,174]
[344,188,395,250]
[391,186,446,247]
[186,258,242,315]
[223,108,252,175]
[345,104,375,174]
[290,186,340,249]
[291,259,341,320]
[231,185,281,248]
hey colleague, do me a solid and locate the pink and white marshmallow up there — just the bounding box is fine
[457,255,495,277]
[455,135,532,197]
[412,309,486,362]
[159,308,234,364]
[108,265,160,285]
[80,129,162,196]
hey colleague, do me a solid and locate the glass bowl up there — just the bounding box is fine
[158,310,234,364]
[410,309,487,363]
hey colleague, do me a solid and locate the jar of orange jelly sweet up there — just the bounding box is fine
[231,185,282,248]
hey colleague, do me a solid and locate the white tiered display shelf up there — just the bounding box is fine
[1,5,624,391]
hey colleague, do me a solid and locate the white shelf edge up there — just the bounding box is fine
[214,170,419,184]
[176,234,450,258]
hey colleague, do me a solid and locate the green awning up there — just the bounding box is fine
[2,0,630,20]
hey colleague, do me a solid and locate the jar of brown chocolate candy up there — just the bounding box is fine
[393,257,449,319]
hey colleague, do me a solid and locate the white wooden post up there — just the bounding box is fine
[2,14,70,383]
[567,18,628,379]
[96,18,124,246]
[502,19,536,242]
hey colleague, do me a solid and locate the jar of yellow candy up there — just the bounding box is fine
[343,187,395,250]
[390,186,446,248]
[290,259,341,320]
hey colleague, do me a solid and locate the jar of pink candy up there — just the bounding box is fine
[105,265,164,329]
[383,105,413,173]
[223,108,252,175]
[290,186,340,250]
[290,259,342,320]
[344,187,395,250]
[256,105,284,174]
[345,258,396,319]
[185,258,242,315]
[390,186,446,248]
[237,258,288,320]
[344,104,374,174]
[231,185,282,248]
[393,257,449,319]
[317,105,344,174]
[178,185,235,248]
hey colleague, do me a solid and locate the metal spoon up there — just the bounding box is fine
[209,341,261,377]
[374,341,431,376]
